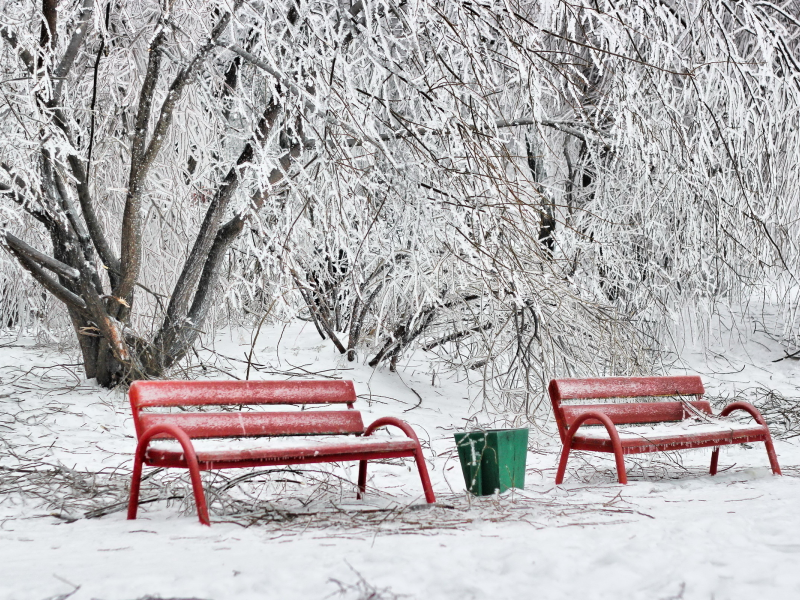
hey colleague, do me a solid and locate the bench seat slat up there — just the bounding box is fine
[572,423,768,453]
[552,376,704,401]
[139,411,365,438]
[561,401,712,427]
[144,437,418,467]
[131,380,356,407]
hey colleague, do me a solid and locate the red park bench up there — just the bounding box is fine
[127,380,436,525]
[549,375,781,484]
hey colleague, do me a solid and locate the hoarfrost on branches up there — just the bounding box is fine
[0,0,798,410]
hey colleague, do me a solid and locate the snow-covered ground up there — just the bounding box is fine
[2,318,800,600]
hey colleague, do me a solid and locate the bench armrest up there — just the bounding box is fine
[136,423,201,467]
[363,416,422,444]
[563,410,623,446]
[718,401,768,427]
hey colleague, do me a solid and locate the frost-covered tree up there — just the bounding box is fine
[0,0,798,399]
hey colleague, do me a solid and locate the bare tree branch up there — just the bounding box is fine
[2,238,87,311]
[4,233,80,280]
[159,100,282,335]
[0,175,52,227]
[37,100,120,276]
[39,0,58,50]
[0,26,35,72]
[116,7,239,305]
[53,0,94,99]
[115,27,167,304]
[66,154,120,276]
[161,144,301,363]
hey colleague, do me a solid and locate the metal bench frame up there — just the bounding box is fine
[127,380,435,525]
[549,376,781,484]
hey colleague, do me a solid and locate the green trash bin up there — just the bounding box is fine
[454,428,529,495]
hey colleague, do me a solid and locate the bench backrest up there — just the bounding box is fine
[129,380,363,439]
[548,376,708,441]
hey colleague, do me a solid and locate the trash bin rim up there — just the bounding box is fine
[454,427,529,435]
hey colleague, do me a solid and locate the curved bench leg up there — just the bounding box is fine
[710,447,720,475]
[127,425,210,526]
[357,460,368,499]
[557,414,627,485]
[718,402,782,476]
[361,417,435,503]
[356,453,434,503]
[127,448,146,520]
[611,444,627,485]
[414,449,436,503]
[557,443,627,484]
[711,442,780,476]
[555,440,572,485]
[186,458,210,526]
[765,438,782,475]
[128,457,209,526]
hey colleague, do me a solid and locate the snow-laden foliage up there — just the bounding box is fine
[0,0,798,407]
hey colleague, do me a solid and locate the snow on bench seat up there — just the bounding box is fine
[573,419,769,453]
[145,435,418,466]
